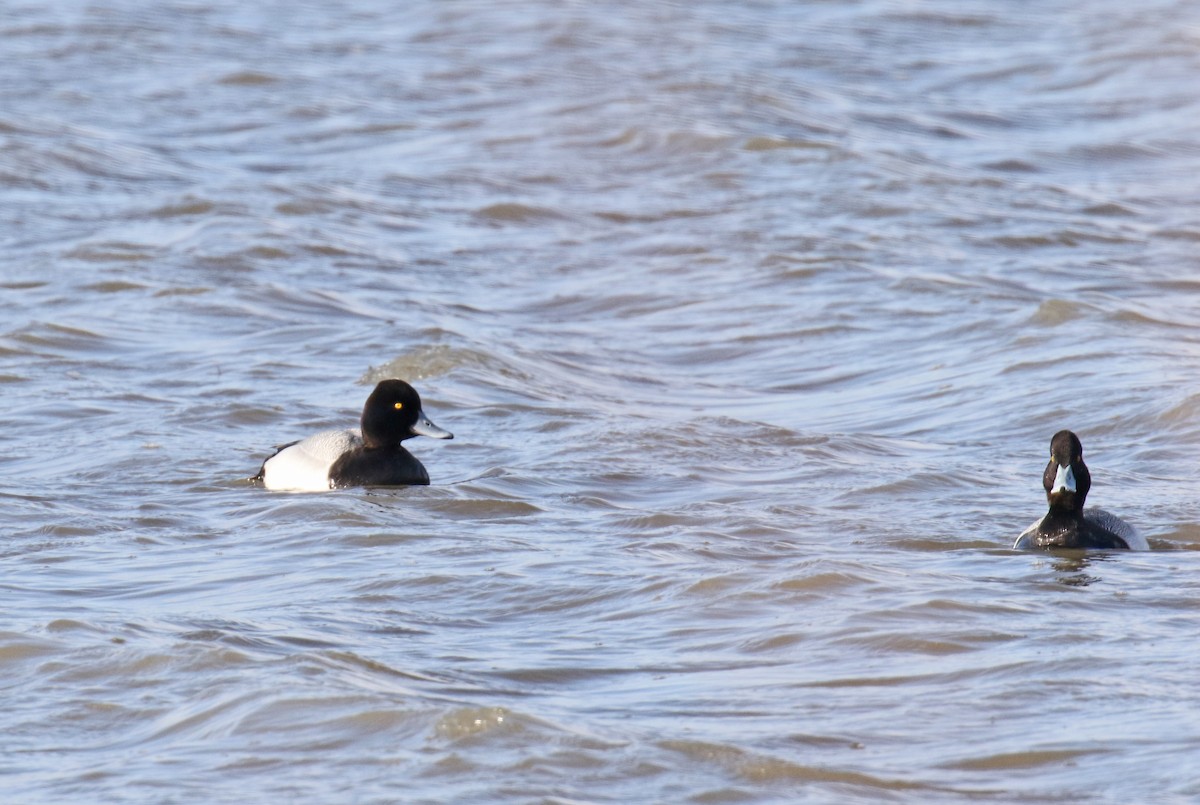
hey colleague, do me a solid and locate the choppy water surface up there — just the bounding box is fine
[5,1,1200,801]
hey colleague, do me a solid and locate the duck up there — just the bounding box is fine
[1013,429,1146,550]
[254,379,453,491]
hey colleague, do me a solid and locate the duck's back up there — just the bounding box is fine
[1083,507,1147,550]
[260,429,361,491]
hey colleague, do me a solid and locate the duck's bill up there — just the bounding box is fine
[1051,463,1075,494]
[411,411,453,440]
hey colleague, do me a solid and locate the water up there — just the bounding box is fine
[4,0,1200,801]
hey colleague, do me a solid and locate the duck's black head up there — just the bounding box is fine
[360,379,453,449]
[1043,429,1091,514]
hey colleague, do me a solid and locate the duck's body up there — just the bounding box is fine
[1014,507,1145,550]
[255,379,451,492]
[1013,430,1145,551]
[328,437,431,487]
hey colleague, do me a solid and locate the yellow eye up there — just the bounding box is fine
[394,402,404,410]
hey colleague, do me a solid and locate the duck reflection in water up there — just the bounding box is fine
[1048,554,1113,587]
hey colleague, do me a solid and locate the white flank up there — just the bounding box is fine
[261,429,361,491]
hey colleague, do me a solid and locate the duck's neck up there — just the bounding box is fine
[1036,506,1084,545]
[360,429,407,451]
[361,440,407,452]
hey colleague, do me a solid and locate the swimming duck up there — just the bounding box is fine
[1013,430,1146,550]
[255,379,453,491]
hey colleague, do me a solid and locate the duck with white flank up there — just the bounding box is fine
[255,379,453,491]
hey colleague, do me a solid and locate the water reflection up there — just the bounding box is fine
[1048,553,1118,588]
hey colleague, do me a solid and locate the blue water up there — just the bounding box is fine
[4,1,1200,801]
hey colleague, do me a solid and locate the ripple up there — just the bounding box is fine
[660,739,976,792]
[943,748,1110,772]
[4,0,1200,802]
[474,202,565,223]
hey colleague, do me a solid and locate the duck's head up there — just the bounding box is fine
[360,379,453,448]
[1043,429,1090,514]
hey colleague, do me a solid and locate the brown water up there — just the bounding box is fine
[5,1,1200,802]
